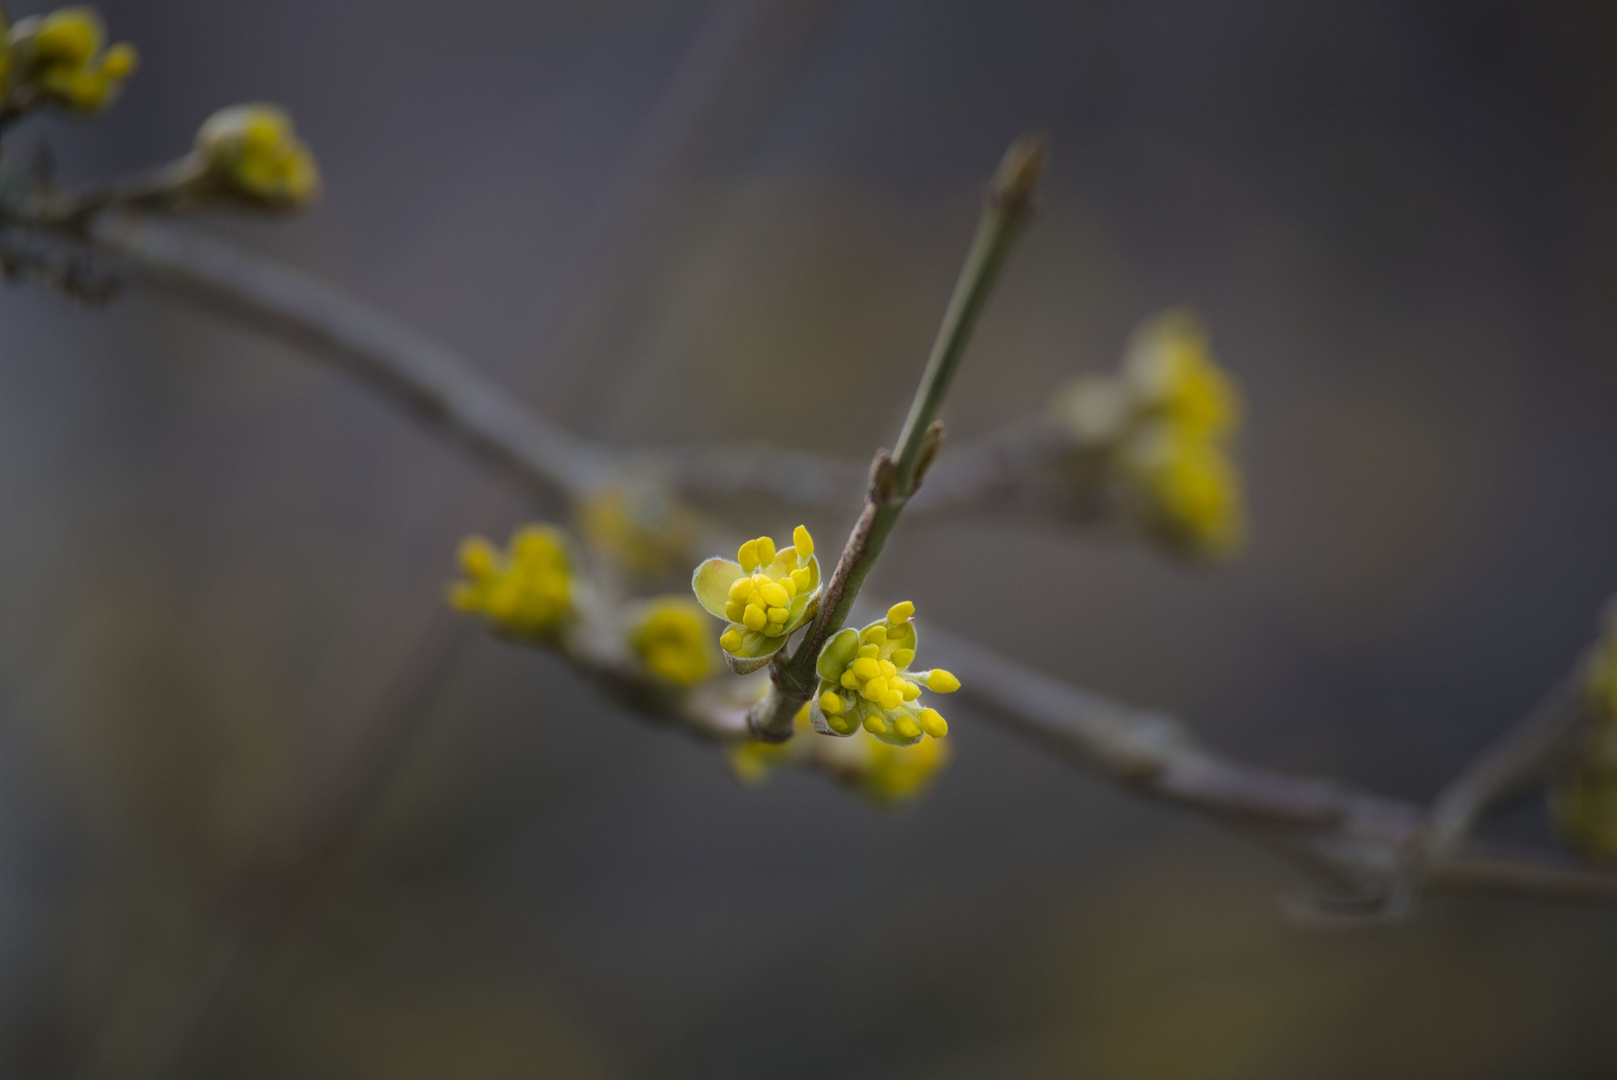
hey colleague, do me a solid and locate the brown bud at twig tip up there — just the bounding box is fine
[989,133,1047,215]
[914,420,946,484]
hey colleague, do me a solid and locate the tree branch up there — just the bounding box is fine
[18,149,1614,918]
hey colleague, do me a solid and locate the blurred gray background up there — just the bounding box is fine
[2,0,1617,1076]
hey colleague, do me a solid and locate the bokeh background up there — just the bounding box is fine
[3,0,1617,1076]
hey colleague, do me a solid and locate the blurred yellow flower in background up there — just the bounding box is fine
[7,7,138,113]
[449,525,572,639]
[196,103,321,209]
[629,597,717,688]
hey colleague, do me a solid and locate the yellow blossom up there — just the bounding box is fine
[859,732,950,802]
[1123,308,1241,439]
[448,524,571,638]
[577,482,699,577]
[8,7,138,113]
[196,104,321,210]
[810,601,958,746]
[1123,422,1245,561]
[629,597,716,688]
[692,525,822,673]
[725,702,951,802]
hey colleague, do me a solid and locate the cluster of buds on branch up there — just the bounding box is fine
[0,6,137,115]
[1035,309,1246,559]
[6,6,1617,917]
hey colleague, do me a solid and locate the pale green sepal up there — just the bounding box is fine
[817,628,860,682]
[722,628,786,674]
[692,558,744,618]
[879,618,917,656]
[866,703,926,747]
[765,546,800,579]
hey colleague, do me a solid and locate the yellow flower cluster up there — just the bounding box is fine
[859,733,950,802]
[812,601,957,745]
[723,530,814,640]
[629,598,716,688]
[1553,622,1617,860]
[692,526,822,671]
[727,703,951,802]
[196,104,321,210]
[1119,310,1246,559]
[448,525,571,638]
[4,7,138,113]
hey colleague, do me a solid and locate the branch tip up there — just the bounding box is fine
[990,133,1047,216]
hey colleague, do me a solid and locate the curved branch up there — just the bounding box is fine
[25,195,1614,917]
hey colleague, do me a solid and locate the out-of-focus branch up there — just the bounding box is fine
[81,213,611,500]
[1423,672,1592,863]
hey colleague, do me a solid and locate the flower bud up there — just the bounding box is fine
[196,104,321,210]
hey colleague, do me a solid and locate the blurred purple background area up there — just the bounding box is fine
[2,0,1617,1075]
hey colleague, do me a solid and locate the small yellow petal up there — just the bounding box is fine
[755,537,777,567]
[863,677,888,701]
[857,644,880,659]
[840,670,861,690]
[895,717,921,739]
[760,583,790,608]
[850,657,880,680]
[743,604,767,631]
[919,708,948,738]
[820,691,845,715]
[791,567,813,592]
[766,606,790,624]
[720,628,744,653]
[738,539,761,572]
[861,625,888,645]
[878,659,897,678]
[725,601,744,621]
[793,525,814,557]
[779,575,798,600]
[891,648,915,668]
[864,715,887,735]
[887,601,915,624]
[728,577,752,602]
[925,669,961,693]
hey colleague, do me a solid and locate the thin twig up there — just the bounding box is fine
[748,135,1047,738]
[1423,671,1592,863]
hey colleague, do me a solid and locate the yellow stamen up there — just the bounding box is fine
[919,708,948,738]
[924,669,960,693]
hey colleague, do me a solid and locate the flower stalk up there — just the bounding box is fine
[745,134,1046,739]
